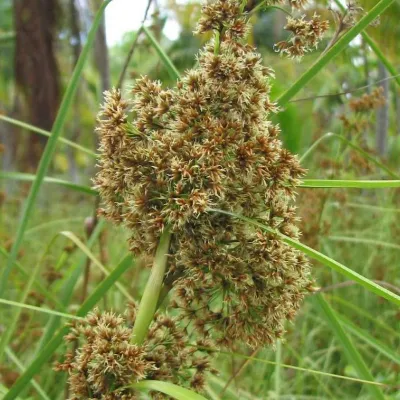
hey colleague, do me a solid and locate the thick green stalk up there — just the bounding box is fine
[0,0,112,296]
[277,0,396,106]
[332,0,400,87]
[131,228,171,345]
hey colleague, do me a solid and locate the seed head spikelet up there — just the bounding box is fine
[94,0,313,348]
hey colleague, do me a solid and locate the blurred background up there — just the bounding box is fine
[0,0,399,398]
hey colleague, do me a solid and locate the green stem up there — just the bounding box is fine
[0,0,112,296]
[276,0,396,106]
[131,228,171,345]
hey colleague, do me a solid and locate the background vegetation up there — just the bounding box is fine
[0,0,399,398]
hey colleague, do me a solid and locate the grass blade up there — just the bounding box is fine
[60,231,134,301]
[332,0,400,87]
[0,171,97,196]
[34,220,105,353]
[300,132,399,179]
[276,0,396,106]
[5,173,398,195]
[208,208,400,306]
[300,179,400,188]
[203,347,387,387]
[0,247,63,308]
[0,114,96,157]
[0,0,112,296]
[5,347,51,400]
[0,298,80,320]
[338,314,400,365]
[131,380,208,400]
[328,236,400,250]
[312,294,385,400]
[142,26,181,80]
[274,340,282,398]
[3,254,134,399]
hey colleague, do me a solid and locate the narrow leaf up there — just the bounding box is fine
[300,179,400,188]
[312,294,385,400]
[0,172,97,196]
[142,26,181,80]
[208,209,400,306]
[131,380,208,400]
[0,114,96,157]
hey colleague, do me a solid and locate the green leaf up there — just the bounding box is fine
[5,348,50,400]
[0,115,96,157]
[2,254,134,399]
[208,208,400,306]
[0,298,80,320]
[328,236,400,250]
[131,380,208,400]
[142,26,181,80]
[0,171,97,196]
[312,294,385,400]
[203,347,386,387]
[332,0,400,87]
[59,231,134,301]
[300,132,400,179]
[0,0,112,296]
[300,179,400,188]
[277,0,396,106]
[0,247,63,308]
[34,220,105,354]
[338,314,400,365]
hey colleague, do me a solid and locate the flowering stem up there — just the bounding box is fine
[131,228,171,345]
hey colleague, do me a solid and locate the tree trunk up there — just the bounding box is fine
[68,0,82,183]
[93,0,110,151]
[13,0,60,170]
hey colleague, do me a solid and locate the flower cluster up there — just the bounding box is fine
[94,0,312,348]
[275,13,329,59]
[349,87,386,113]
[257,0,309,9]
[56,307,214,399]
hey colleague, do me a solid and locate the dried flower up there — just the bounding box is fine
[290,0,309,9]
[349,87,386,113]
[275,13,329,59]
[94,0,312,349]
[56,307,214,399]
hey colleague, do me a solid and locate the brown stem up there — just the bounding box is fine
[219,347,260,397]
[116,0,153,88]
